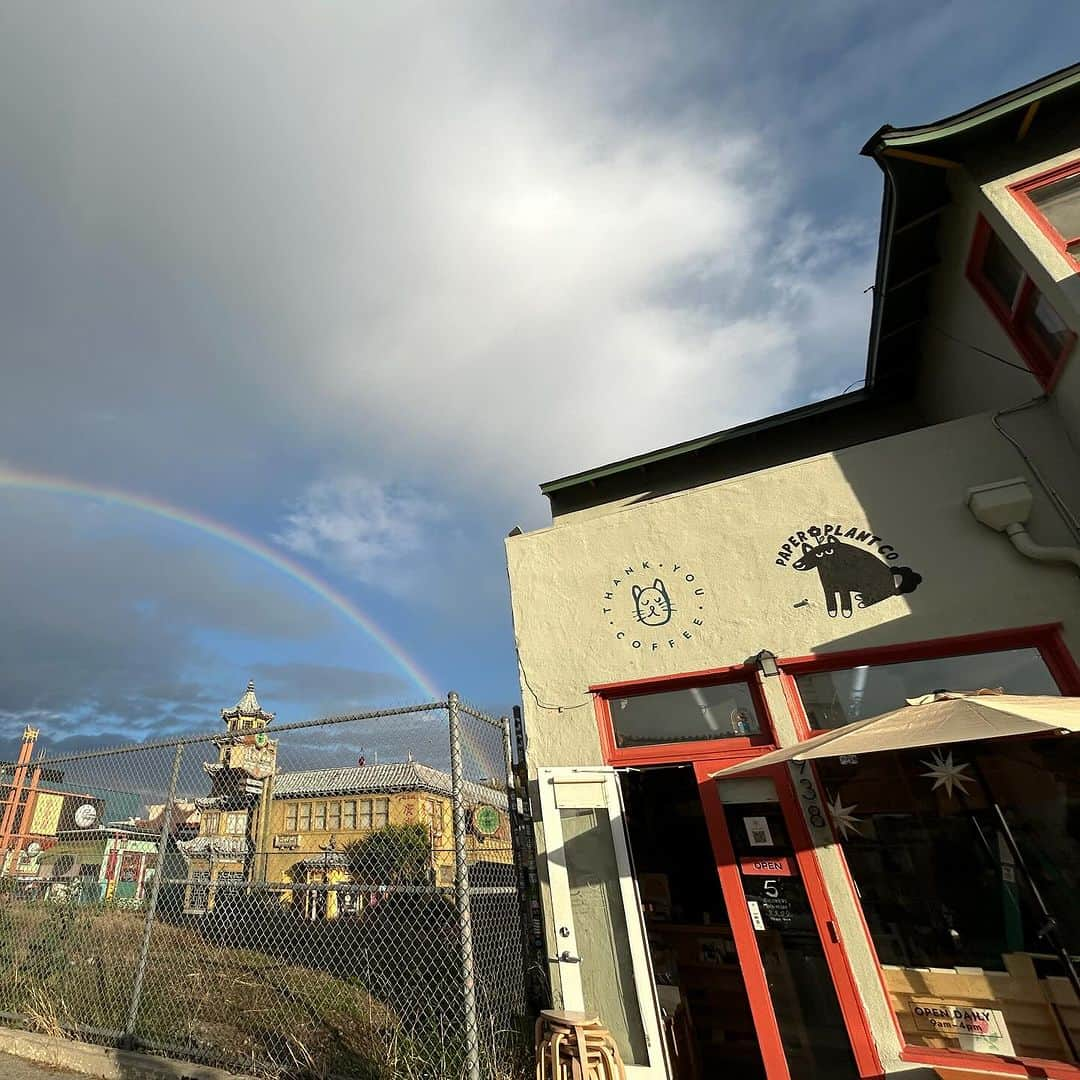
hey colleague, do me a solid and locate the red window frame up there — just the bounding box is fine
[1011,158,1080,273]
[778,623,1080,1078]
[966,215,1076,390]
[591,662,774,766]
[778,622,1080,740]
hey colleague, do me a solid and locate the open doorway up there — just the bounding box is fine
[621,765,767,1080]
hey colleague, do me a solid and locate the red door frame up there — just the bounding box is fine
[592,667,881,1078]
[695,760,881,1079]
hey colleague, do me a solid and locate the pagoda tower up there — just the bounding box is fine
[179,681,280,894]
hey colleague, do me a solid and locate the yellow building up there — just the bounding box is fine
[180,683,511,917]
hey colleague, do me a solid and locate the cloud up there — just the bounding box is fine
[274,476,444,588]
[0,495,340,734]
[0,4,874,527]
[250,662,409,708]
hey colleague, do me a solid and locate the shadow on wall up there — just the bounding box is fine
[771,410,1080,660]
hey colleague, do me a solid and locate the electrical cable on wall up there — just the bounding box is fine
[516,649,590,713]
[926,325,1080,543]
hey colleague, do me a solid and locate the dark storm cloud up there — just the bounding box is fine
[0,497,336,731]
[250,662,409,709]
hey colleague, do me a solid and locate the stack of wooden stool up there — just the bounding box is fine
[535,1009,626,1080]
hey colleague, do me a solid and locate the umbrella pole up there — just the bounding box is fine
[968,759,1080,1051]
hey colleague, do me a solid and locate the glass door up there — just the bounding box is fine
[695,763,877,1079]
[538,767,668,1078]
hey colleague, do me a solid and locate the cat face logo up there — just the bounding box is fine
[780,525,922,619]
[632,579,673,626]
[603,560,706,651]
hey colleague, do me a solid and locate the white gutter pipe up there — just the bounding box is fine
[967,478,1080,575]
[1003,522,1080,571]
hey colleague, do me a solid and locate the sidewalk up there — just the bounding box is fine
[0,1052,81,1079]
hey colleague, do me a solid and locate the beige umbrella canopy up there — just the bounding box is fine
[712,689,1080,778]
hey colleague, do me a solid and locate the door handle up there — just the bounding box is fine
[548,950,581,964]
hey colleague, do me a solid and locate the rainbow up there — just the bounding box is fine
[0,464,442,701]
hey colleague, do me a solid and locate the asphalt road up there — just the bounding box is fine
[0,1052,81,1079]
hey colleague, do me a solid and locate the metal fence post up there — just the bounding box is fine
[125,742,183,1043]
[501,715,533,985]
[448,692,481,1080]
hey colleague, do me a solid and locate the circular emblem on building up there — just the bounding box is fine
[74,803,98,829]
[601,559,706,651]
[473,805,502,836]
[254,731,268,748]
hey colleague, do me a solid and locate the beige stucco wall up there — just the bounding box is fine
[507,407,1080,1075]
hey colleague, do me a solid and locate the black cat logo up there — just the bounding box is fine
[792,535,921,618]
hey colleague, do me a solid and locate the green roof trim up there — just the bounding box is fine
[539,390,870,494]
[862,61,1080,154]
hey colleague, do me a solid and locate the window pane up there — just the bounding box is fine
[285,805,297,830]
[795,648,1058,730]
[560,806,649,1065]
[374,798,389,828]
[981,229,1024,308]
[359,801,372,829]
[299,804,311,830]
[328,803,341,830]
[313,803,326,830]
[816,737,1080,1063]
[1030,171,1080,243]
[610,682,761,748]
[342,801,356,829]
[1022,290,1072,361]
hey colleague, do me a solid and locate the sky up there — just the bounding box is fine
[2,2,1079,764]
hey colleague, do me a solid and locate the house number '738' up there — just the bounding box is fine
[793,760,828,834]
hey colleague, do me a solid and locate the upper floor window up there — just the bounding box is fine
[1012,159,1080,269]
[967,216,1075,389]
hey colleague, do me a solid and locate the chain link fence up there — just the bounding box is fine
[0,694,531,1079]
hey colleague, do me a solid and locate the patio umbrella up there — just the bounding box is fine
[711,689,1080,778]
[711,689,1080,1016]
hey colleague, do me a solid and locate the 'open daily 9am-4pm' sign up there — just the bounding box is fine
[911,1002,1004,1039]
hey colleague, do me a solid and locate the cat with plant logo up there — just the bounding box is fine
[632,578,674,627]
[793,533,921,618]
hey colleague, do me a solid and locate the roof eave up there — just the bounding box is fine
[860,61,1080,156]
[539,389,873,496]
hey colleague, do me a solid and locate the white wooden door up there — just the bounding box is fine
[538,767,668,1079]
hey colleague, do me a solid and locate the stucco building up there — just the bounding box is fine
[179,683,511,916]
[506,66,1080,1079]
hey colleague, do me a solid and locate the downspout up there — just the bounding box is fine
[1003,522,1080,571]
[967,477,1080,574]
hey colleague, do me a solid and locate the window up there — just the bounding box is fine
[313,802,327,830]
[298,803,311,831]
[967,216,1075,388]
[815,737,1080,1065]
[328,802,341,831]
[285,804,297,831]
[358,798,390,830]
[794,646,1059,731]
[203,812,220,835]
[607,680,762,749]
[1012,159,1080,267]
[225,812,246,835]
[342,800,356,830]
